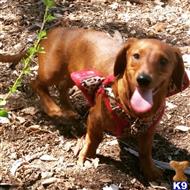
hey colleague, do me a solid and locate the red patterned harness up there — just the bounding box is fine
[69,70,189,136]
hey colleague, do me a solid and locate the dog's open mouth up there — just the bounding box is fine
[130,81,165,113]
[130,87,153,113]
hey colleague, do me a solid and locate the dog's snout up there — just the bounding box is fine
[137,73,152,86]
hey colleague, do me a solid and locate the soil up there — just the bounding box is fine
[0,0,190,190]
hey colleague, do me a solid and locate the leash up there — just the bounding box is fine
[119,139,190,176]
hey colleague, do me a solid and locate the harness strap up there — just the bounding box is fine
[70,70,190,136]
[98,88,129,136]
[98,82,165,136]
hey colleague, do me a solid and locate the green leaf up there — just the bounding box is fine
[38,46,46,53]
[0,99,6,106]
[23,67,31,75]
[28,47,37,55]
[10,80,21,93]
[37,30,47,40]
[0,109,8,117]
[43,0,55,8]
[46,14,55,22]
[10,86,17,93]
[24,65,30,73]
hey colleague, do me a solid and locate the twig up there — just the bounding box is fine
[119,140,190,175]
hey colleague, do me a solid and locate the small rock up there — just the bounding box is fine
[41,172,54,179]
[154,0,165,6]
[151,22,166,33]
[13,43,22,51]
[65,163,75,168]
[84,160,92,169]
[21,106,37,115]
[9,152,17,160]
[165,113,172,120]
[100,177,112,183]
[0,0,8,3]
[103,184,119,190]
[182,54,190,66]
[27,36,35,42]
[42,177,58,185]
[109,2,119,10]
[91,0,107,3]
[0,116,10,124]
[130,30,136,35]
[16,116,25,124]
[40,155,57,161]
[27,125,41,130]
[64,141,74,152]
[36,185,45,190]
[92,158,99,168]
[0,42,3,48]
[175,125,190,132]
[166,101,177,110]
[131,178,136,184]
[106,18,113,23]
[30,65,39,71]
[118,13,130,23]
[106,139,118,145]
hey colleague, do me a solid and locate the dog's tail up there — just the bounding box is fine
[0,50,27,69]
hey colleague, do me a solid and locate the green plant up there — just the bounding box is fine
[0,0,55,117]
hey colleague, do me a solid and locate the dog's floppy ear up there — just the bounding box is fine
[114,38,137,77]
[172,48,185,91]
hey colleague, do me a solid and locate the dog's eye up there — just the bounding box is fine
[160,57,168,66]
[133,53,140,59]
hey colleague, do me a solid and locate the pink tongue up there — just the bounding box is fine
[130,88,153,113]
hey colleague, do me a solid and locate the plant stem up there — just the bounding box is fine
[2,5,50,104]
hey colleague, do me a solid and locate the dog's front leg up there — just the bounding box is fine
[138,127,163,181]
[78,107,103,165]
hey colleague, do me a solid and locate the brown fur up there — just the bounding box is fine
[0,50,26,69]
[0,27,185,180]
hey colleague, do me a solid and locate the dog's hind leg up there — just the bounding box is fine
[31,78,64,117]
[32,48,79,120]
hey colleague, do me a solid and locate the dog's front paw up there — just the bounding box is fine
[77,149,87,166]
[52,110,81,125]
[77,156,85,166]
[142,164,163,181]
[77,143,96,166]
[62,110,81,121]
[74,136,85,157]
[45,106,64,118]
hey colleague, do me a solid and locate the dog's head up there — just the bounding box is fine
[114,38,185,114]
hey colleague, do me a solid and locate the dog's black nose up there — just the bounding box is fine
[136,73,152,86]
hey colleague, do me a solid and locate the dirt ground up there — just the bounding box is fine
[0,0,190,189]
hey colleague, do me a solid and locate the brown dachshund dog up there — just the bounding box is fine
[0,27,186,180]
